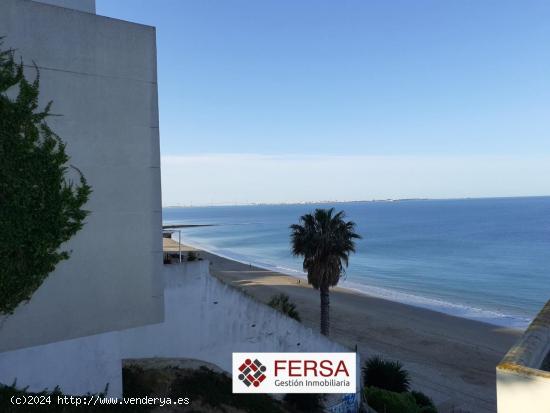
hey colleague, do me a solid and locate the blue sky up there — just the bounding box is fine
[97,1,550,205]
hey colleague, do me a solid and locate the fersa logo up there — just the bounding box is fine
[274,359,350,377]
[232,352,357,394]
[237,358,267,387]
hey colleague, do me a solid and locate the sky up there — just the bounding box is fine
[97,0,550,206]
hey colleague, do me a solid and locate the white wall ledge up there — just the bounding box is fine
[497,300,550,412]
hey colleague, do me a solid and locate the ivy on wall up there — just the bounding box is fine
[0,41,92,315]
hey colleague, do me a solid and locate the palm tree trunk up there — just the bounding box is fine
[320,284,330,336]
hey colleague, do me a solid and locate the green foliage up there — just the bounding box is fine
[170,366,287,413]
[411,390,437,411]
[364,387,420,413]
[187,251,198,261]
[362,356,411,393]
[290,208,361,290]
[0,41,91,315]
[362,356,438,412]
[268,293,301,321]
[283,393,324,412]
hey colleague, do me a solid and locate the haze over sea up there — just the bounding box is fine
[163,197,550,329]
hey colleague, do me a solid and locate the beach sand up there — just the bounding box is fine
[165,240,521,412]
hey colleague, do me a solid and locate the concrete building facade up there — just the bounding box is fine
[0,0,164,351]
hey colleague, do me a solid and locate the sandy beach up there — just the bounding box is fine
[164,239,521,413]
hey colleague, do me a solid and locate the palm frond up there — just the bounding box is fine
[289,208,361,289]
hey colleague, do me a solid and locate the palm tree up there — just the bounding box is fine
[290,208,361,336]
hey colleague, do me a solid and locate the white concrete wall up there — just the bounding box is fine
[496,301,550,413]
[31,0,95,13]
[0,263,356,399]
[119,262,349,368]
[0,0,163,351]
[0,332,123,396]
[497,369,550,413]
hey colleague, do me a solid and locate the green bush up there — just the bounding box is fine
[187,251,198,261]
[362,356,410,393]
[365,387,420,413]
[0,41,91,315]
[268,293,301,321]
[283,393,324,412]
[172,366,286,413]
[411,390,437,412]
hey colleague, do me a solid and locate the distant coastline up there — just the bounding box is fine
[162,224,217,229]
[163,194,550,209]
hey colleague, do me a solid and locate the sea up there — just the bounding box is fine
[163,197,550,329]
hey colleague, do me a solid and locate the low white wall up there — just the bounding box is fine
[0,332,122,396]
[0,262,356,399]
[119,261,349,367]
[497,369,550,413]
[497,300,550,413]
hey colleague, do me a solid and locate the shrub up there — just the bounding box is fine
[172,366,286,413]
[362,356,410,393]
[268,293,301,321]
[411,390,437,411]
[0,41,91,315]
[364,387,420,413]
[187,251,198,261]
[283,393,324,412]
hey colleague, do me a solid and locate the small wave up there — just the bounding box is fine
[172,235,275,268]
[173,235,531,329]
[339,280,531,329]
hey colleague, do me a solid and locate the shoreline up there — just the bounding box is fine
[172,236,530,330]
[167,237,522,412]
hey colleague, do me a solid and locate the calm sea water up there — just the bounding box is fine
[163,197,550,328]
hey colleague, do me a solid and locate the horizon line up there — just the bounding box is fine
[162,194,550,209]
